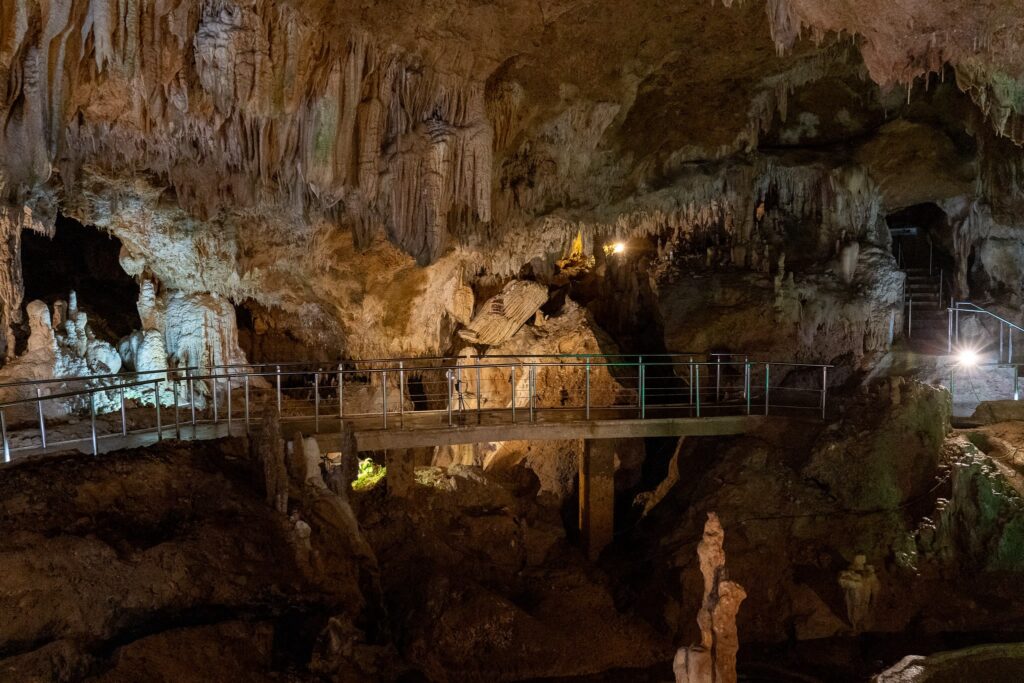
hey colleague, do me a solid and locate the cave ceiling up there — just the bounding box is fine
[2,0,1024,355]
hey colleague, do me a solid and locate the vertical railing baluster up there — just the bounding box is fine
[399,362,405,428]
[585,359,591,420]
[314,370,320,433]
[695,362,701,417]
[275,365,282,415]
[821,366,828,420]
[155,380,162,441]
[529,364,536,423]
[2,408,10,463]
[765,363,771,416]
[244,373,250,431]
[382,370,388,429]
[89,391,98,456]
[226,374,232,433]
[745,362,751,415]
[639,361,646,419]
[174,376,181,440]
[212,375,218,424]
[188,368,196,427]
[511,365,517,424]
[36,387,46,451]
[120,385,127,436]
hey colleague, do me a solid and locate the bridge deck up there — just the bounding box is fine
[0,406,782,462]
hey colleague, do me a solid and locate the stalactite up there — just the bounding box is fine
[0,2,495,265]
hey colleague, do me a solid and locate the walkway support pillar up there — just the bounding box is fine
[579,439,616,561]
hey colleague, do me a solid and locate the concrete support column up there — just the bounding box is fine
[386,449,415,498]
[579,439,616,561]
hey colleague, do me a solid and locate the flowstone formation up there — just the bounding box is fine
[673,513,747,683]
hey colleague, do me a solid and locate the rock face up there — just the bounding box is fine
[0,439,377,681]
[1,0,1023,359]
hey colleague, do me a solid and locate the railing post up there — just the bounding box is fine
[639,361,646,419]
[947,307,953,354]
[476,363,482,421]
[447,369,454,427]
[36,387,46,451]
[1011,329,1015,365]
[399,361,405,428]
[155,380,162,440]
[1,408,9,463]
[314,371,320,433]
[188,368,196,427]
[212,375,218,424]
[955,306,960,343]
[338,363,344,420]
[821,366,828,420]
[511,366,517,424]
[226,375,232,433]
[745,362,751,415]
[382,370,388,429]
[120,385,127,436]
[715,356,721,403]
[689,357,694,405]
[938,268,943,307]
[457,366,463,417]
[695,363,701,417]
[585,359,591,420]
[1000,323,1005,363]
[529,364,536,423]
[244,373,250,431]
[275,365,282,415]
[174,377,181,440]
[89,391,98,456]
[764,363,771,416]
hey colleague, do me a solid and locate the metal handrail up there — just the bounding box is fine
[948,301,1024,363]
[0,351,806,394]
[0,357,833,463]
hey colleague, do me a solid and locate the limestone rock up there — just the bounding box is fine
[838,554,881,633]
[458,280,549,346]
[675,512,746,683]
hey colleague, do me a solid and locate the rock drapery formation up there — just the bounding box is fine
[1,0,1024,361]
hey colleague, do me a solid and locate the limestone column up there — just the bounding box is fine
[386,449,415,498]
[579,439,616,560]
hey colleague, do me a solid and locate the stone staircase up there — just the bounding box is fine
[904,268,948,354]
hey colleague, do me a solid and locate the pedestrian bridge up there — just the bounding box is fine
[0,353,829,559]
[0,353,830,461]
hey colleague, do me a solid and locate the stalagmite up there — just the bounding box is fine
[838,555,880,633]
[674,512,747,683]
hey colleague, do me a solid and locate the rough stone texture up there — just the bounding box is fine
[674,512,746,683]
[2,0,1024,359]
[0,439,374,681]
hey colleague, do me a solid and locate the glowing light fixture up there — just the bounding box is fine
[598,242,622,259]
[957,349,979,367]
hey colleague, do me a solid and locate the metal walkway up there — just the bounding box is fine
[0,354,831,462]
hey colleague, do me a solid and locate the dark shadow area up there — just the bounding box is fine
[20,214,139,346]
[887,203,955,276]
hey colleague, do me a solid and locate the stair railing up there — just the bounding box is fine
[948,301,1024,363]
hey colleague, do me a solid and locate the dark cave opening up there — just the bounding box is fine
[20,214,139,347]
[886,203,956,278]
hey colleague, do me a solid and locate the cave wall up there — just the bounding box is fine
[2,1,1024,360]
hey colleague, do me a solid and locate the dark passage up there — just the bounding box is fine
[21,214,139,344]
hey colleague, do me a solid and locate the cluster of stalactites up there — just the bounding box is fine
[0,1,492,265]
[472,158,885,277]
